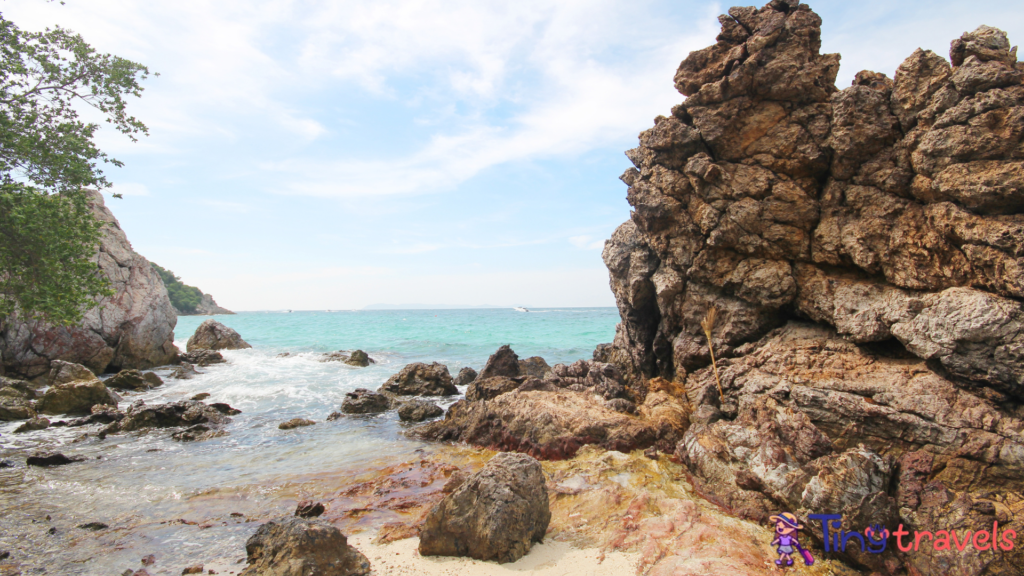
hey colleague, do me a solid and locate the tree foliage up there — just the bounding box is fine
[151,263,203,314]
[0,10,152,325]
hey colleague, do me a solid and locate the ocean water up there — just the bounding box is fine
[0,307,618,574]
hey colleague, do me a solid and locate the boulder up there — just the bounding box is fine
[68,405,125,427]
[0,376,39,399]
[185,320,251,352]
[0,396,36,421]
[465,376,521,402]
[102,400,231,436]
[378,362,457,396]
[26,452,86,467]
[240,517,370,576]
[179,349,225,367]
[476,345,520,380]
[105,369,157,391]
[142,372,163,387]
[0,191,178,380]
[36,362,120,415]
[172,424,226,442]
[411,389,689,460]
[320,350,375,367]
[168,362,201,380]
[340,389,392,414]
[295,501,326,518]
[518,356,552,379]
[191,393,210,401]
[452,367,477,387]
[547,360,628,400]
[13,417,49,433]
[419,452,550,563]
[397,400,443,422]
[279,418,315,430]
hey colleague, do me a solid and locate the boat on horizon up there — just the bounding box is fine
[513,307,529,312]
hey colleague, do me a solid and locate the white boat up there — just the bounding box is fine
[513,307,529,312]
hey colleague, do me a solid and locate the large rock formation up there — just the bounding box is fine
[601,2,1024,574]
[186,292,234,316]
[378,362,458,396]
[185,319,251,352]
[0,192,178,380]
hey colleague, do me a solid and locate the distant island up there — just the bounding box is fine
[151,263,234,316]
[363,303,514,310]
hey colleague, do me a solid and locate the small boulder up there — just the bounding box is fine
[452,367,478,387]
[105,369,155,391]
[397,400,444,422]
[378,363,457,397]
[180,349,226,367]
[295,501,326,518]
[209,402,242,415]
[26,452,86,467]
[279,418,316,430]
[181,565,203,575]
[0,376,39,399]
[466,376,521,402]
[0,396,37,421]
[518,357,552,379]
[345,350,373,367]
[172,424,226,442]
[168,362,201,380]
[0,460,15,468]
[14,417,50,433]
[78,522,109,531]
[326,411,342,421]
[419,452,550,563]
[477,345,520,380]
[240,517,370,576]
[109,401,231,434]
[142,372,163,387]
[37,363,120,415]
[341,389,392,414]
[186,320,251,352]
[191,393,211,401]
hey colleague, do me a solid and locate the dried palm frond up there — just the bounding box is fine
[701,306,724,400]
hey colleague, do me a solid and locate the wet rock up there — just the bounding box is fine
[179,349,225,367]
[168,362,201,380]
[518,356,552,379]
[419,452,550,563]
[172,424,226,442]
[397,400,443,422]
[191,393,211,401]
[142,372,163,387]
[295,501,326,518]
[412,389,689,460]
[68,405,125,427]
[378,362,457,396]
[278,418,315,430]
[26,452,86,467]
[36,362,120,415]
[209,402,241,415]
[0,396,37,421]
[78,522,108,531]
[326,411,342,421]
[186,320,251,352]
[341,389,392,414]
[240,517,370,576]
[548,360,629,400]
[476,345,520,380]
[452,367,477,387]
[320,350,375,366]
[0,191,178,380]
[465,376,520,402]
[0,460,14,468]
[0,376,39,398]
[105,369,159,391]
[181,566,203,575]
[13,417,49,433]
[105,400,231,436]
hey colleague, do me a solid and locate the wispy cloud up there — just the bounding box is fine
[569,235,606,250]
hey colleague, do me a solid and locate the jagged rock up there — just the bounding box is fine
[36,362,120,415]
[320,350,375,367]
[0,192,178,380]
[209,402,241,415]
[518,357,551,378]
[240,517,370,576]
[378,362,457,396]
[185,320,251,352]
[477,345,521,380]
[278,418,315,430]
[412,389,689,460]
[179,349,225,367]
[68,405,125,427]
[419,452,550,563]
[142,372,163,387]
[26,452,86,467]
[295,501,325,518]
[547,360,628,400]
[168,362,201,380]
[172,424,226,442]
[0,397,36,421]
[102,400,231,436]
[13,417,49,433]
[452,367,477,387]
[105,369,158,391]
[397,400,443,422]
[465,376,521,402]
[341,389,393,414]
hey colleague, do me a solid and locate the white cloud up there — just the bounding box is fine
[569,235,606,250]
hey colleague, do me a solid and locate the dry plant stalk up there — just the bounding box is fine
[701,306,724,400]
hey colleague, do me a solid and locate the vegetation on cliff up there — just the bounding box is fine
[0,11,152,325]
[151,263,204,314]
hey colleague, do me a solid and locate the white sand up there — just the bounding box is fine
[349,535,640,576]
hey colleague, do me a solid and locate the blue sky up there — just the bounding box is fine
[5,1,1022,310]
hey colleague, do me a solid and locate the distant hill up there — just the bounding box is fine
[151,263,233,316]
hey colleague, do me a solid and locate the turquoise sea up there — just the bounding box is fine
[0,307,619,574]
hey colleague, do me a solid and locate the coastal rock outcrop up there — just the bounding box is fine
[179,349,225,367]
[419,452,550,563]
[598,4,1024,574]
[378,362,457,396]
[476,345,521,380]
[321,349,374,366]
[0,191,177,380]
[397,400,443,422]
[99,399,235,438]
[36,361,120,415]
[240,517,370,576]
[104,369,160,391]
[340,389,393,414]
[186,320,251,352]
[452,367,477,387]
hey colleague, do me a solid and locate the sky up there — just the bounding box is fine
[4,0,1022,310]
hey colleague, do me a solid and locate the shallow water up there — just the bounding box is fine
[0,308,617,575]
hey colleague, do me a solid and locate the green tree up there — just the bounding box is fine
[0,10,152,325]
[151,263,203,314]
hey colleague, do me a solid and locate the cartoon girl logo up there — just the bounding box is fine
[770,512,814,568]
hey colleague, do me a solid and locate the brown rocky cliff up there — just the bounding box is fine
[603,2,1024,574]
[1,191,178,379]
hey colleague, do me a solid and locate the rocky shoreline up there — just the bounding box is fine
[2,1,1024,575]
